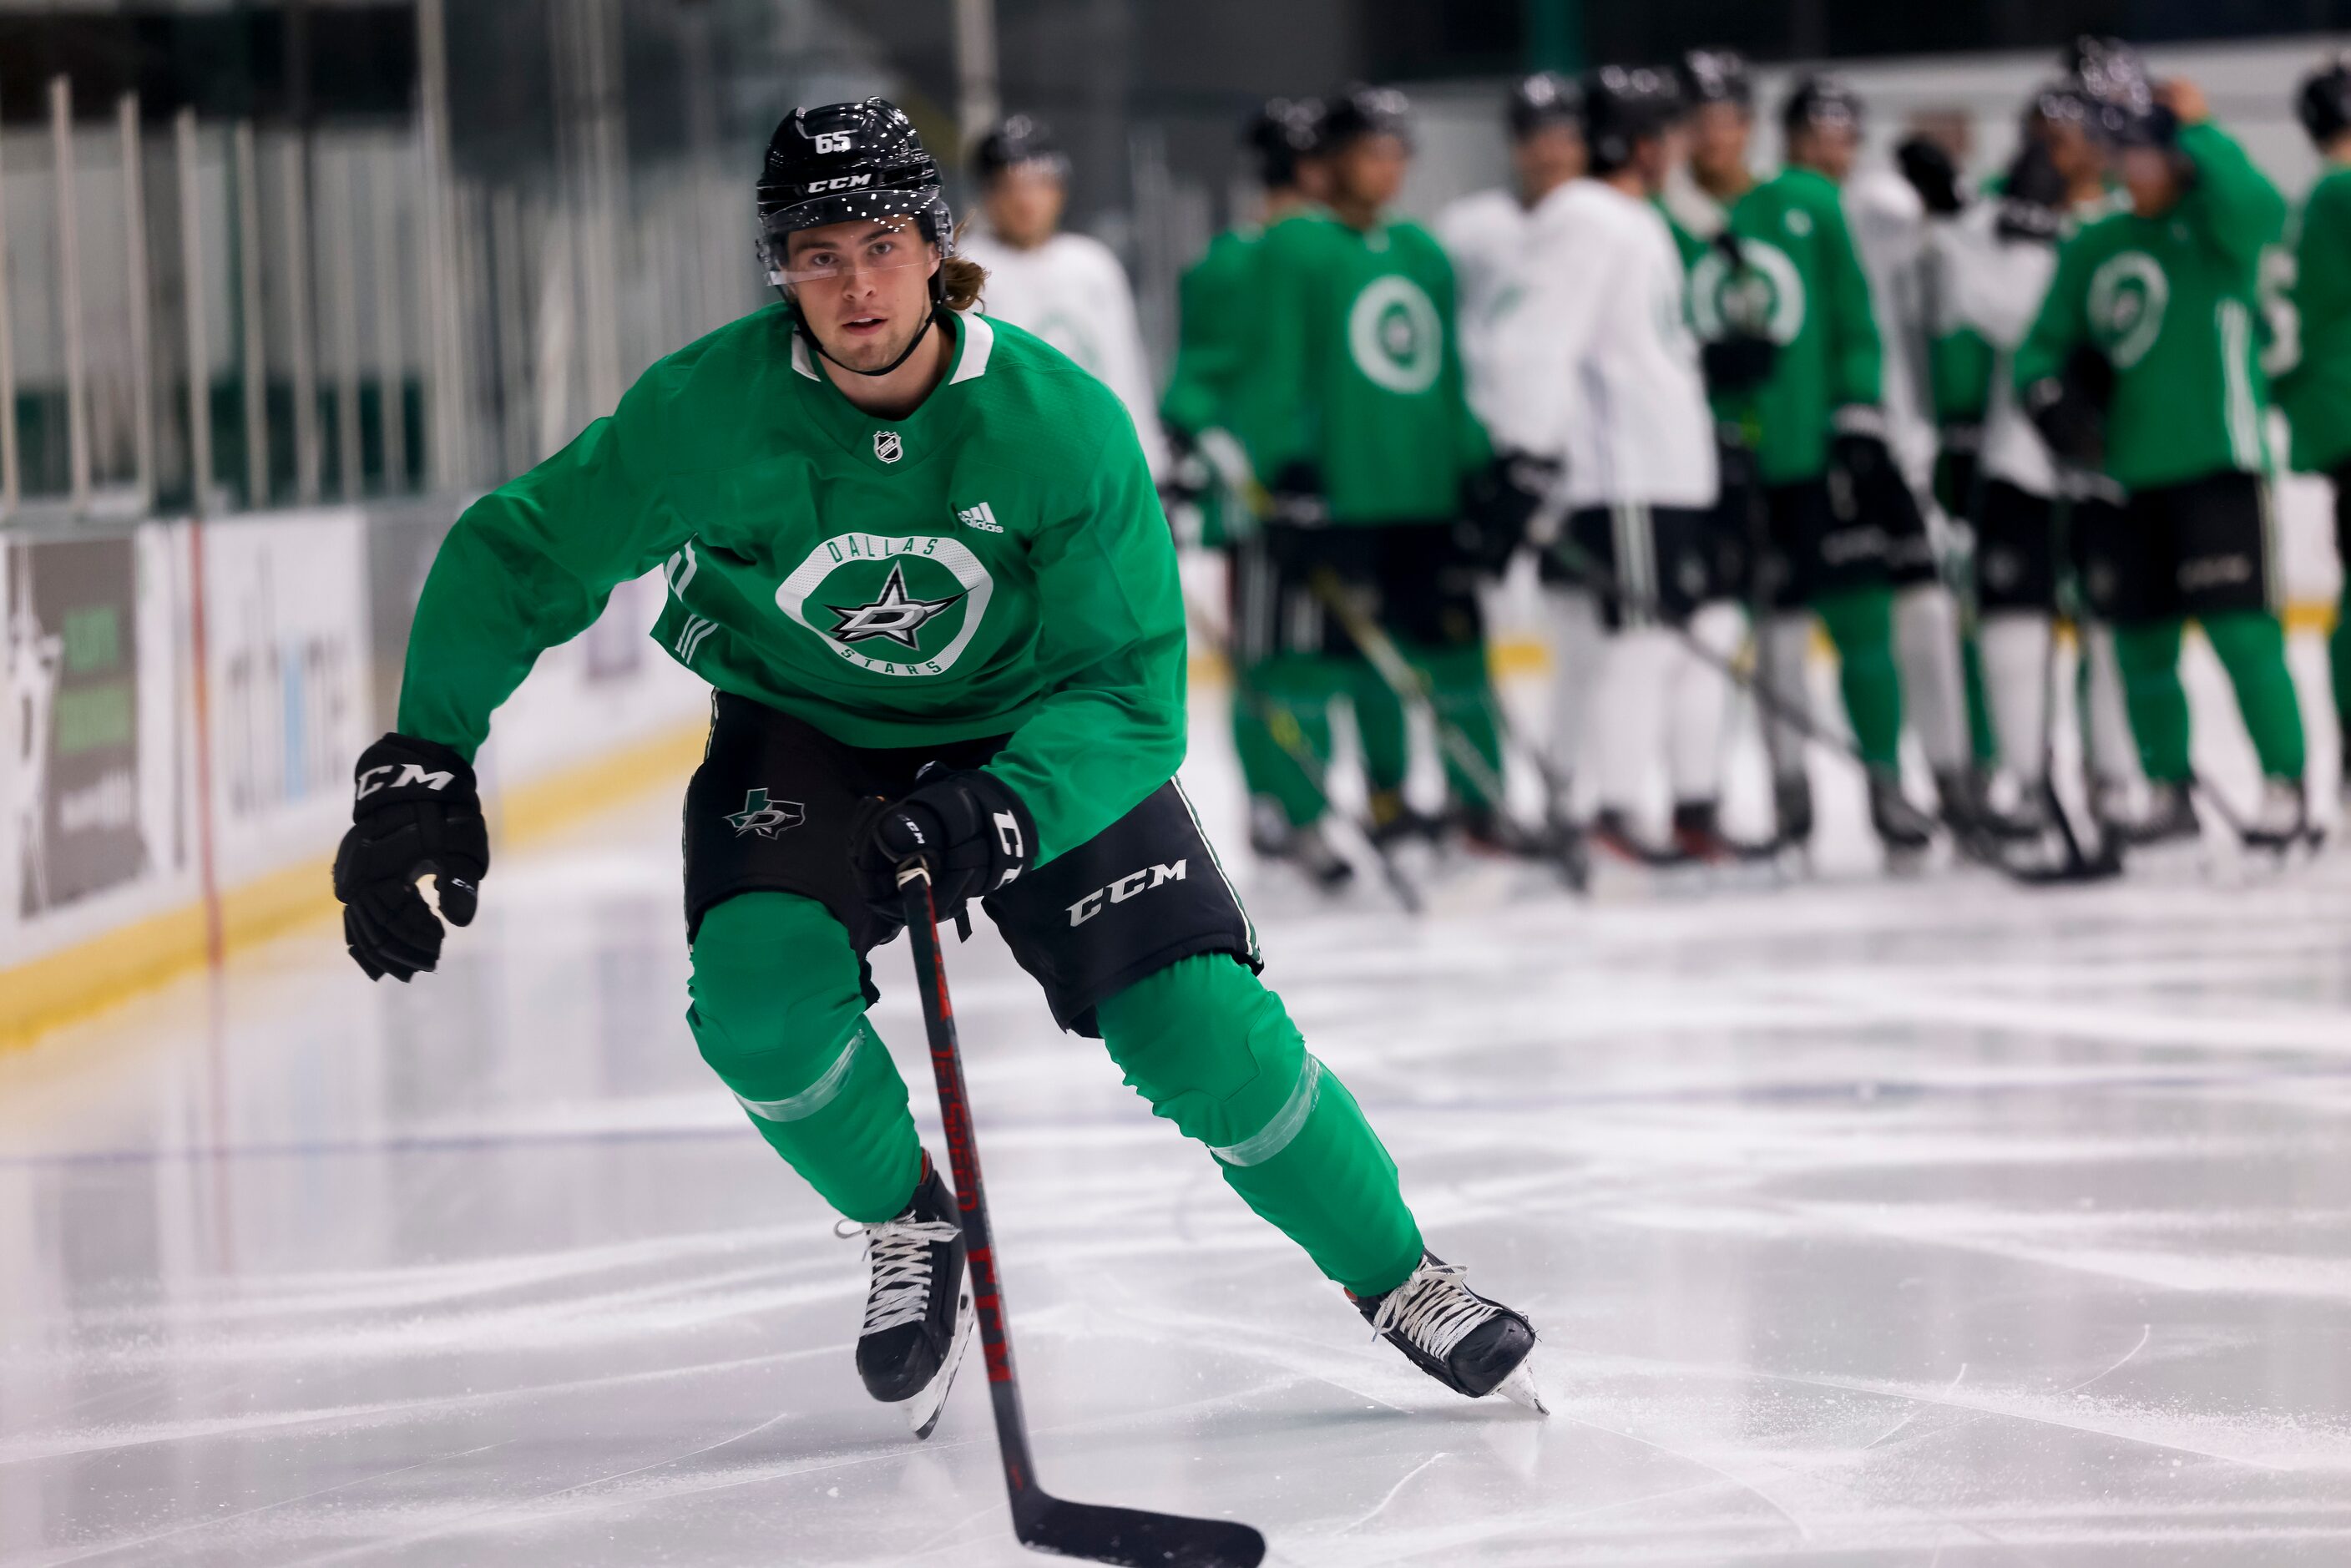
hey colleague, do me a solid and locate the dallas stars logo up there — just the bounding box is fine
[827,563,964,650]
[725,788,805,839]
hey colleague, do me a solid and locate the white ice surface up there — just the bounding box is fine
[5,677,2351,1566]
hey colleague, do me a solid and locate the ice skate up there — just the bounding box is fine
[1590,807,1691,869]
[1869,773,1936,873]
[2236,777,2323,862]
[840,1157,972,1439]
[1352,1252,1545,1413]
[1768,773,1817,874]
[1253,812,1358,893]
[2120,781,2202,850]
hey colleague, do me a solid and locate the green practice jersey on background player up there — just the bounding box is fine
[397,306,1184,868]
[2280,162,2351,475]
[1162,225,1267,548]
[1233,210,1489,524]
[1689,165,1884,486]
[2016,122,2287,493]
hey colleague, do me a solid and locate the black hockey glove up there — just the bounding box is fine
[1459,449,1560,575]
[2022,362,2111,468]
[1156,422,1209,519]
[1261,460,1329,572]
[1701,332,1778,394]
[1895,136,1965,216]
[855,765,1037,925]
[332,733,488,981]
[1994,139,2068,245]
[1828,407,1909,524]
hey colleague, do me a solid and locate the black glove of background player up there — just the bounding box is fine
[1828,407,1909,524]
[1459,449,1560,575]
[1895,135,1965,216]
[856,765,1037,924]
[332,732,488,981]
[1701,332,1778,394]
[1260,460,1329,573]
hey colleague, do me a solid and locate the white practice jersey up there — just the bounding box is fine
[1845,166,1939,495]
[1929,203,2063,498]
[1435,187,1546,447]
[959,229,1167,476]
[1498,178,1717,510]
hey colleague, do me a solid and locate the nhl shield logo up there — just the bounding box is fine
[872,429,904,464]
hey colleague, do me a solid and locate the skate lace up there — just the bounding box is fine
[836,1215,959,1334]
[1367,1258,1494,1361]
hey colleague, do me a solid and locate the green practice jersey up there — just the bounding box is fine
[1160,226,1262,547]
[1931,329,1995,426]
[2015,122,2285,493]
[1233,210,1488,524]
[2279,163,2351,473]
[1688,166,1883,485]
[396,306,1184,867]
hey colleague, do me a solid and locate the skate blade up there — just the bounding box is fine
[906,1292,974,1440]
[1494,1358,1548,1416]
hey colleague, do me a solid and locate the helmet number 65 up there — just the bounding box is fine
[814,132,852,154]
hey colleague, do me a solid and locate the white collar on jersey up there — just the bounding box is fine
[789,310,995,385]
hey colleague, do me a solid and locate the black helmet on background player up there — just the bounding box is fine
[971,114,1069,184]
[2062,35,2172,147]
[2299,53,2351,147]
[756,98,953,294]
[1507,71,1581,140]
[1316,83,1412,153]
[1782,73,1864,136]
[1679,48,1752,111]
[1580,65,1684,175]
[1245,97,1322,189]
[2028,74,2094,133]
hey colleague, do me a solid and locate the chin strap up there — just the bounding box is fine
[786,272,953,379]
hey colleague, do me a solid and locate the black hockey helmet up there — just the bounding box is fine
[1782,72,1864,136]
[1245,97,1322,189]
[1679,48,1752,110]
[2028,74,2094,131]
[1507,71,1582,139]
[2299,53,2351,146]
[972,114,1067,183]
[2060,35,2172,146]
[1581,65,1684,175]
[755,98,953,291]
[1317,83,1412,153]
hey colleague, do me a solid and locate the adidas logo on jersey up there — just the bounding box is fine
[957,501,1004,534]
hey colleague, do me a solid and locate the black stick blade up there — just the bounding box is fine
[1014,1495,1267,1568]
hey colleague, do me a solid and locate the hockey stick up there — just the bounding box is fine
[1181,579,1423,913]
[1303,568,1575,867]
[897,864,1269,1568]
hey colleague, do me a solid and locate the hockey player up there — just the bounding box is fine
[1495,67,1733,864]
[1160,99,1354,887]
[2280,53,2351,797]
[329,101,1540,1433]
[1852,109,1983,847]
[959,115,1166,477]
[1922,79,2148,857]
[2018,68,2313,850]
[1686,71,1936,862]
[1231,84,1508,849]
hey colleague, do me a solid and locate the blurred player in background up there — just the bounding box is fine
[1161,99,1358,888]
[2282,53,2351,799]
[1436,72,1598,854]
[1233,85,1512,853]
[960,114,1167,478]
[2020,52,2314,852]
[1497,67,1739,865]
[1848,96,1982,850]
[1685,69,1936,866]
[1920,73,2149,865]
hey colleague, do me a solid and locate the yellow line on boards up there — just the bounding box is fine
[0,719,710,1055]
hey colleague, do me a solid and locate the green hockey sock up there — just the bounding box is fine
[2331,588,2351,726]
[1415,643,1504,808]
[1813,585,1904,770]
[1961,632,1999,766]
[2203,610,2307,780]
[2111,619,2192,784]
[1238,655,1342,828]
[688,893,922,1222]
[1347,658,1412,793]
[1096,954,1423,1298]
